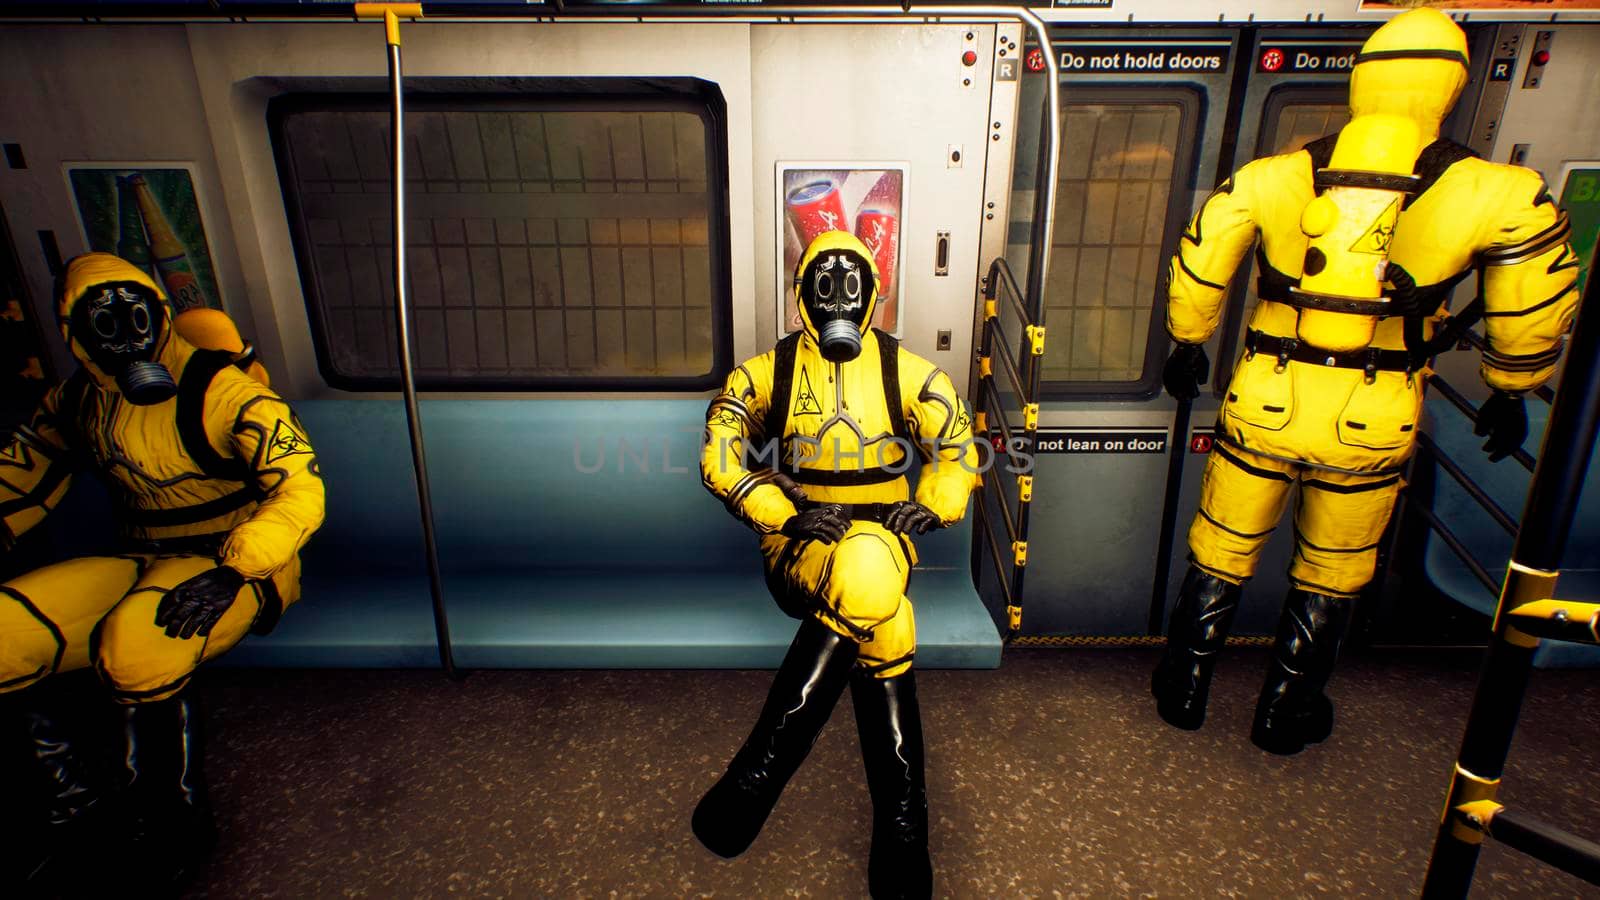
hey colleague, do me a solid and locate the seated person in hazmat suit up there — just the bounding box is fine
[0,253,325,885]
[1151,8,1579,755]
[694,231,980,899]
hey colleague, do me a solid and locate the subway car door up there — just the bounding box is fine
[1003,28,1240,637]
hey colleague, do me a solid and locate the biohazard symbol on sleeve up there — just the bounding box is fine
[793,367,822,416]
[264,418,312,464]
[1351,198,1400,255]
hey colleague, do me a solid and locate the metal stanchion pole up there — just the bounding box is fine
[1422,253,1600,897]
[356,3,456,677]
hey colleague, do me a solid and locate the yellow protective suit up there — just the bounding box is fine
[701,232,980,678]
[0,254,324,702]
[1168,10,1579,596]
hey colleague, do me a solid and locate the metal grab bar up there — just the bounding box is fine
[973,257,1044,639]
[1428,375,1538,473]
[1423,237,1600,897]
[1413,431,1519,538]
[1405,500,1501,598]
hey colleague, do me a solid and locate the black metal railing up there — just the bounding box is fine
[1420,240,1600,895]
[973,257,1045,639]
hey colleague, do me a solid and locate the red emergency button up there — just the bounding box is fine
[962,50,978,67]
[1533,49,1551,66]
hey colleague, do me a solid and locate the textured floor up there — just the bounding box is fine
[177,648,1600,898]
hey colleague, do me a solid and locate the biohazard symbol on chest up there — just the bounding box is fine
[1350,198,1400,255]
[264,419,312,464]
[792,368,822,416]
[0,441,30,468]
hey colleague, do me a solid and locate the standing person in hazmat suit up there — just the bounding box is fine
[1150,8,1580,755]
[0,253,325,886]
[694,231,981,898]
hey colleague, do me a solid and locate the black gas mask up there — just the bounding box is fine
[71,281,176,405]
[799,248,875,363]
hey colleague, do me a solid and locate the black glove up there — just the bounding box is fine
[154,565,247,640]
[883,501,941,536]
[1384,262,1428,318]
[781,504,850,544]
[1162,342,1210,401]
[1475,391,1528,463]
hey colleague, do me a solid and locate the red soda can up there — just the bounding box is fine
[854,208,899,302]
[786,180,849,245]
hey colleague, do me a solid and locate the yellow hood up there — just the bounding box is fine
[59,252,188,389]
[793,230,881,343]
[1349,8,1469,143]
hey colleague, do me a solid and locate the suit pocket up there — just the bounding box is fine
[1336,371,1421,451]
[1222,352,1295,432]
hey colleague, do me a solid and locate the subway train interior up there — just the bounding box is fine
[2,1,1600,896]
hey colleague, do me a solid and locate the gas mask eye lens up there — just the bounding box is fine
[130,302,151,335]
[815,271,833,300]
[845,270,861,299]
[92,308,119,339]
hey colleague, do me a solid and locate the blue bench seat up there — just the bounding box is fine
[217,399,1001,670]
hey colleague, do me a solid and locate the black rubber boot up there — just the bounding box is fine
[693,618,859,858]
[1251,588,1353,756]
[852,668,932,900]
[1,671,114,889]
[116,687,217,888]
[1151,566,1243,730]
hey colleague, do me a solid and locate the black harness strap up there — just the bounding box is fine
[763,332,803,444]
[873,328,912,443]
[176,350,252,484]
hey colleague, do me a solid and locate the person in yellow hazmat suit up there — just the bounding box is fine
[694,231,980,899]
[0,253,325,886]
[1151,8,1579,755]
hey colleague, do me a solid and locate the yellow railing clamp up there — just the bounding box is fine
[1023,402,1039,431]
[978,356,992,379]
[1452,800,1504,840]
[1007,604,1022,630]
[354,3,423,46]
[1012,540,1027,567]
[1492,562,1560,647]
[1017,474,1033,503]
[1026,324,1046,356]
[1440,764,1500,844]
[1505,598,1600,645]
[975,410,988,434]
[984,298,997,320]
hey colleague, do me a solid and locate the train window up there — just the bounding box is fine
[1041,88,1200,397]
[269,86,732,391]
[1213,87,1349,396]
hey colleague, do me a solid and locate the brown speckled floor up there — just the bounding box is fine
[182,649,1600,898]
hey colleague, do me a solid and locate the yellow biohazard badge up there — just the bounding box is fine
[793,368,822,416]
[264,418,312,464]
[1350,198,1400,255]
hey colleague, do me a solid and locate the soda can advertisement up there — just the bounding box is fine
[854,207,900,315]
[778,163,908,337]
[786,179,849,246]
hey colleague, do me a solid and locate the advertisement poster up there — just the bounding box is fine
[1558,162,1600,297]
[65,164,223,313]
[778,163,907,337]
